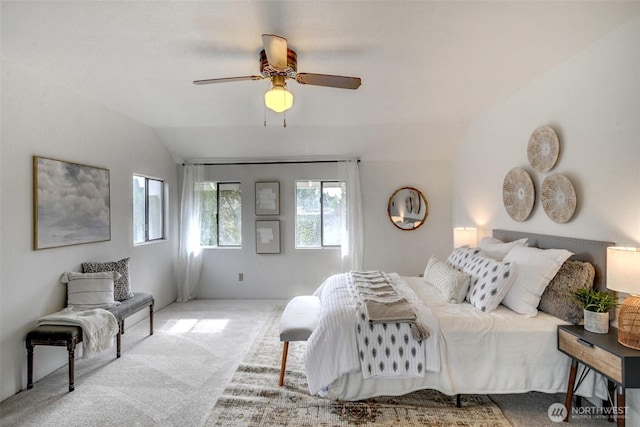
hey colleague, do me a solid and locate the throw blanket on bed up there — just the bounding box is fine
[352,271,430,379]
[36,307,119,359]
[353,271,429,341]
[304,272,440,396]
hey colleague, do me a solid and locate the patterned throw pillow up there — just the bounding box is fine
[462,254,515,312]
[424,256,471,303]
[82,257,133,301]
[538,260,595,324]
[446,247,481,271]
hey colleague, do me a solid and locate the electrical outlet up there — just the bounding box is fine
[238,273,244,281]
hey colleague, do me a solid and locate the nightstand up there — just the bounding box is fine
[558,324,640,426]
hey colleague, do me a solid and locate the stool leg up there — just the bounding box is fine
[67,341,76,392]
[27,342,34,390]
[279,341,289,386]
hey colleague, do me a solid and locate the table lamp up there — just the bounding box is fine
[606,246,640,349]
[453,227,477,248]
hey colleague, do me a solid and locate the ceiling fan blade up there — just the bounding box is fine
[295,73,362,90]
[193,76,263,85]
[262,34,288,70]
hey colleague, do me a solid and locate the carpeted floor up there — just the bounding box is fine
[0,299,611,426]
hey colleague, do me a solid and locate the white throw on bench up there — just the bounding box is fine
[278,295,321,386]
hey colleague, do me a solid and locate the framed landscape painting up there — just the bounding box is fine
[33,156,111,250]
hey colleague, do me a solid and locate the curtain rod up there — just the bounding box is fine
[182,159,360,166]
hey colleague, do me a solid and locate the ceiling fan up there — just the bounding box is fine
[193,34,362,114]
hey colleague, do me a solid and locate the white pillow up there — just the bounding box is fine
[61,271,121,310]
[446,246,481,271]
[463,254,516,313]
[479,236,528,261]
[501,246,573,316]
[424,256,471,303]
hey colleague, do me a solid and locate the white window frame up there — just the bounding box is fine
[295,179,346,249]
[199,181,242,248]
[133,174,166,245]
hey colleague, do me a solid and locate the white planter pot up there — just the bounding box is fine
[584,310,609,334]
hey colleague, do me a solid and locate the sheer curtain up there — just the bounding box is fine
[177,164,204,302]
[340,160,363,272]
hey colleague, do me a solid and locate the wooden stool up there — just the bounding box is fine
[278,296,321,386]
[26,325,83,392]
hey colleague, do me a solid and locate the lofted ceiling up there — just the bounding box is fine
[2,1,639,163]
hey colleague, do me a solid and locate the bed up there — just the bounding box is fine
[303,229,614,401]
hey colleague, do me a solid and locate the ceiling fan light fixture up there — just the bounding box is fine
[264,76,293,113]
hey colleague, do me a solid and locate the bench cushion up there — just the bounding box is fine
[107,292,153,320]
[27,325,82,342]
[279,296,321,342]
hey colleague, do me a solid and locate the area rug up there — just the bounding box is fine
[206,307,511,427]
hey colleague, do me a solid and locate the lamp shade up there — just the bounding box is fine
[606,246,640,294]
[453,227,477,248]
[607,246,640,349]
[264,75,293,113]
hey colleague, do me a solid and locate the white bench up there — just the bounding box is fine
[278,295,321,386]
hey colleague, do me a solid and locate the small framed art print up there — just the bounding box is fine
[255,181,279,215]
[256,220,280,254]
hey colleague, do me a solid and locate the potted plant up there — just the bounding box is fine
[570,288,619,334]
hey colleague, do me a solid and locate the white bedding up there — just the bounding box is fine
[305,274,577,401]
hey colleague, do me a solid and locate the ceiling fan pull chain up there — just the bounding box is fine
[264,103,267,127]
[283,110,287,128]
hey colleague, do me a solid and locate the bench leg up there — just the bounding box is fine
[27,342,34,390]
[116,320,123,358]
[67,341,76,392]
[149,302,154,335]
[279,341,289,386]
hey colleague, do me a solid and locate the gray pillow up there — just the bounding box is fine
[538,260,595,324]
[82,257,133,301]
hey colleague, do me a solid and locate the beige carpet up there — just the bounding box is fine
[206,307,511,427]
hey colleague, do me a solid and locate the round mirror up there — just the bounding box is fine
[388,187,428,230]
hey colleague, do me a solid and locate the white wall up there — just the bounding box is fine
[453,16,640,246]
[453,15,640,420]
[196,158,455,299]
[0,59,179,401]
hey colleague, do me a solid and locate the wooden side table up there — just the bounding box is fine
[558,324,640,427]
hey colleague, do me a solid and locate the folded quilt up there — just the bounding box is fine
[354,271,429,341]
[366,298,416,323]
[36,307,119,358]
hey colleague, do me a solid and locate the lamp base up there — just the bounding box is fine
[617,295,640,350]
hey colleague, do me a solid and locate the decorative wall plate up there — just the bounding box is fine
[527,125,559,173]
[502,167,535,222]
[541,174,576,223]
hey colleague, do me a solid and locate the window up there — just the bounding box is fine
[133,175,166,244]
[295,180,346,248]
[199,182,242,247]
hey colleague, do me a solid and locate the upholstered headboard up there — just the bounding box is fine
[492,229,614,292]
